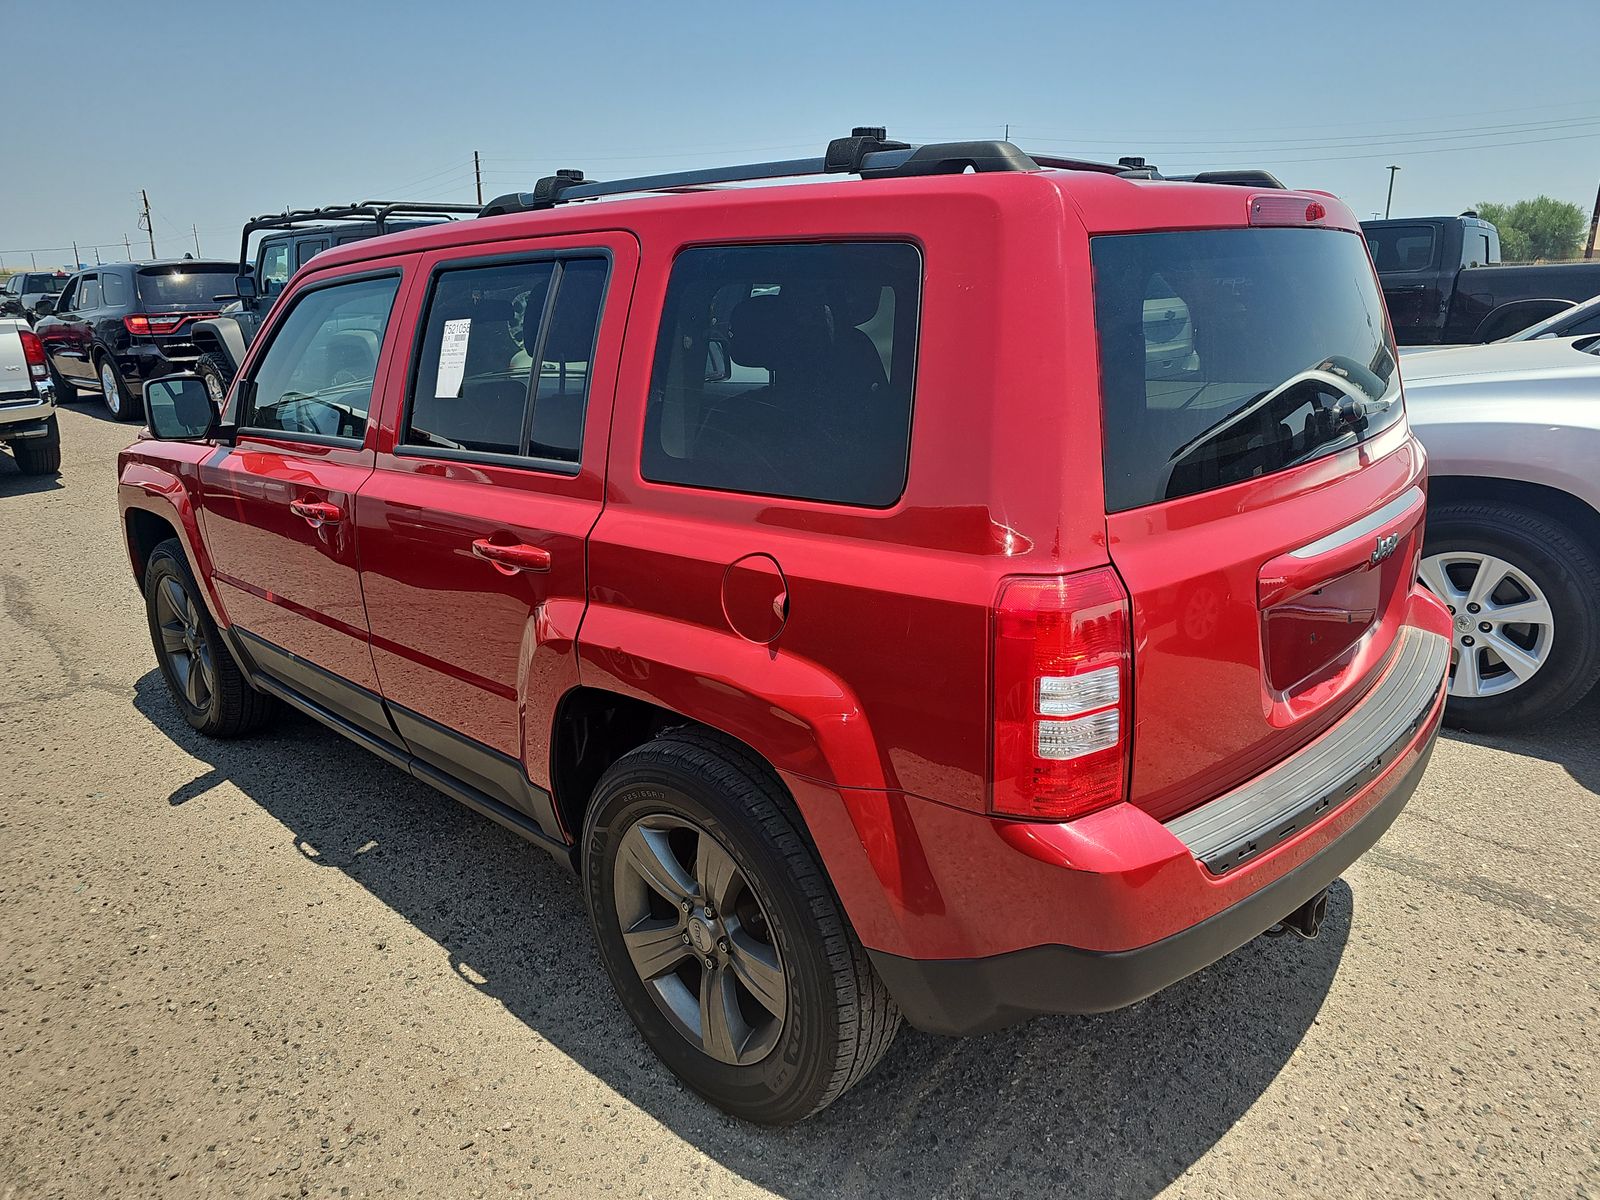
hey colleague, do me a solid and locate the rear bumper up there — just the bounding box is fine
[868,717,1437,1034]
[0,394,56,438]
[789,595,1452,1036]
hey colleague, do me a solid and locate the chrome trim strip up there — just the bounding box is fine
[1288,485,1424,559]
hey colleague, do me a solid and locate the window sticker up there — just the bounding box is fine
[435,317,472,398]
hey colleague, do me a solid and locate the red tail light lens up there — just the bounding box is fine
[17,329,47,381]
[991,567,1132,820]
[124,314,187,335]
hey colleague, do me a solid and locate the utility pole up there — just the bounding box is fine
[1384,165,1401,219]
[30,252,37,270]
[192,224,202,256]
[1586,178,1599,260]
[139,189,157,258]
[72,241,80,268]
[1004,123,1010,142]
[93,246,102,265]
[124,235,132,259]
[474,150,483,205]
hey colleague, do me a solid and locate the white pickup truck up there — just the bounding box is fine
[0,318,61,475]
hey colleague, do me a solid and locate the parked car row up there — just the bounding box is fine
[120,131,1456,1123]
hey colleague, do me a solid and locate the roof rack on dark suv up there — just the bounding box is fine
[478,127,1286,216]
[189,200,481,401]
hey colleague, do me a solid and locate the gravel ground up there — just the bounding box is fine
[1,401,1596,1199]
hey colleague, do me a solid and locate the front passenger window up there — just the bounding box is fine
[242,275,401,441]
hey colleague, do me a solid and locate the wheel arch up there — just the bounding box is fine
[119,462,232,631]
[1428,475,1600,555]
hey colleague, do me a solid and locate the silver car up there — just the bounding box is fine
[1402,333,1600,730]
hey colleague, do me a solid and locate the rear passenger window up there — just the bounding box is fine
[78,277,102,310]
[101,272,129,307]
[642,243,921,507]
[405,256,607,467]
[296,239,328,269]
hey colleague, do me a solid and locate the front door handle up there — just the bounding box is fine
[471,538,552,574]
[289,498,343,527]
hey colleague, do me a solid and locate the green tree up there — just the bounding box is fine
[1476,196,1588,262]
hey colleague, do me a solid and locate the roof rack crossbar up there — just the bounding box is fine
[477,129,1087,217]
[476,128,1290,219]
[235,200,480,272]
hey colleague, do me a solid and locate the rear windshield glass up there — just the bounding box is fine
[1092,227,1401,513]
[25,274,67,293]
[136,266,235,308]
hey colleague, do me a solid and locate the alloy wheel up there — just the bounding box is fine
[155,575,215,712]
[611,814,787,1066]
[100,361,122,416]
[1419,551,1554,699]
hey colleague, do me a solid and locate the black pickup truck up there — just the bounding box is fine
[1362,214,1600,345]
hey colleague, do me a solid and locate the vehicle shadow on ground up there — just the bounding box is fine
[0,458,64,495]
[134,672,1349,1200]
[1438,688,1599,795]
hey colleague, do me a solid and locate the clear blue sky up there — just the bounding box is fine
[4,0,1597,270]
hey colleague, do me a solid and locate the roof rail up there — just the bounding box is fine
[235,201,480,272]
[478,127,1134,217]
[477,128,1289,218]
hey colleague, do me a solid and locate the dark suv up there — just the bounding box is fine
[35,259,237,420]
[121,131,1452,1124]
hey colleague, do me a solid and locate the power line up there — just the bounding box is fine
[1015,113,1600,153]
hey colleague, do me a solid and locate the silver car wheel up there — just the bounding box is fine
[1419,550,1554,699]
[100,361,122,416]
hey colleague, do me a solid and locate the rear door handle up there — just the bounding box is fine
[289,498,343,527]
[471,538,552,573]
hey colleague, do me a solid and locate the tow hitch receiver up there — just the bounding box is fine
[1264,887,1331,941]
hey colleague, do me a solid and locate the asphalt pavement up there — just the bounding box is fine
[2,400,1595,1198]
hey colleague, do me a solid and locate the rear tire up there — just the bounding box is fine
[11,415,61,475]
[144,538,278,737]
[98,354,140,422]
[582,728,899,1124]
[1422,503,1600,731]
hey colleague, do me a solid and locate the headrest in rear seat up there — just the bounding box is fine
[729,295,833,371]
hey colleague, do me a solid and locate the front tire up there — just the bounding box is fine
[98,354,140,422]
[582,729,899,1124]
[196,352,234,408]
[1421,503,1600,731]
[11,415,61,475]
[144,538,277,737]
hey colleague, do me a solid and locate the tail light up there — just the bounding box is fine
[991,567,1131,820]
[124,314,189,335]
[17,328,48,382]
[1249,194,1328,226]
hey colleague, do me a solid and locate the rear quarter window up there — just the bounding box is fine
[642,242,921,508]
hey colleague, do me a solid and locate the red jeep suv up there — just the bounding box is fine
[119,132,1452,1124]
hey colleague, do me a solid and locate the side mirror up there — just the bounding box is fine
[145,375,219,441]
[34,297,57,316]
[234,274,258,302]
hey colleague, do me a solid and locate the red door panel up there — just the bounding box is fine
[197,256,417,718]
[355,233,637,812]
